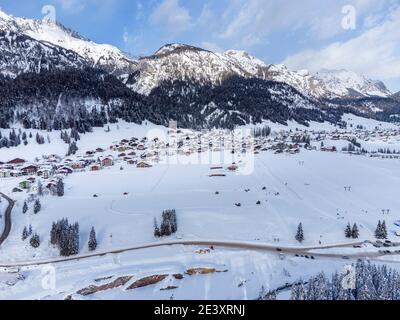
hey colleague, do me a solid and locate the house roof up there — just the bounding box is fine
[8,158,26,164]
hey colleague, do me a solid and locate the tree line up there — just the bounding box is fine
[154,209,178,237]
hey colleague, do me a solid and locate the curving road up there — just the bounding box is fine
[0,192,15,247]
[0,192,396,268]
[0,238,396,268]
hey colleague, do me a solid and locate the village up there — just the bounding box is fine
[1,121,400,197]
[1,119,400,300]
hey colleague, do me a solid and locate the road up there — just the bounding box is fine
[0,192,15,247]
[0,238,396,268]
[0,193,395,268]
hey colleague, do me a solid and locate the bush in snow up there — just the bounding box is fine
[30,233,40,248]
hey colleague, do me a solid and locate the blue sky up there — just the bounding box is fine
[1,0,399,92]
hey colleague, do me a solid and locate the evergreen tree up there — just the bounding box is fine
[291,261,400,300]
[295,223,304,243]
[352,223,359,239]
[345,223,352,238]
[22,201,28,214]
[22,226,29,241]
[381,221,388,239]
[37,180,43,196]
[375,221,382,239]
[88,226,97,251]
[66,141,78,156]
[33,199,41,214]
[56,179,64,197]
[50,222,57,245]
[153,217,161,238]
[159,209,178,237]
[51,218,80,257]
[291,282,306,300]
[375,221,387,239]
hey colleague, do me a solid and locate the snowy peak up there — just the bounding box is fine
[128,44,268,95]
[314,69,392,99]
[153,43,208,57]
[0,9,137,75]
[224,50,267,68]
[0,9,394,102]
[0,28,87,77]
[0,8,11,21]
[127,43,391,100]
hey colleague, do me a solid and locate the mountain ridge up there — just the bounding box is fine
[0,9,137,75]
[0,9,398,131]
[0,9,393,100]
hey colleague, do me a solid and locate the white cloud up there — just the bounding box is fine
[59,0,85,13]
[282,6,400,80]
[150,0,191,35]
[218,0,388,48]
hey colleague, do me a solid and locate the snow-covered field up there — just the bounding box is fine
[1,117,400,300]
[2,150,400,261]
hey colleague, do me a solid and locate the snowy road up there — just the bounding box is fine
[0,239,394,268]
[0,193,15,247]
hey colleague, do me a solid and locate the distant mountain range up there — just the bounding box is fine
[0,9,399,131]
[392,92,400,102]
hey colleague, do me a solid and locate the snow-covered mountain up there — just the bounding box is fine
[126,43,391,100]
[392,91,400,102]
[0,8,392,99]
[125,44,269,95]
[314,69,392,99]
[0,9,137,75]
[0,29,86,77]
[0,9,398,130]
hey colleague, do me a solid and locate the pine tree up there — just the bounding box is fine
[154,217,161,238]
[381,221,388,239]
[22,201,28,214]
[345,223,352,238]
[37,180,43,196]
[295,223,304,243]
[22,226,29,241]
[56,179,64,197]
[375,220,387,239]
[66,141,78,156]
[291,282,306,300]
[352,223,359,239]
[88,226,97,251]
[375,221,382,239]
[50,222,57,245]
[33,199,41,214]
